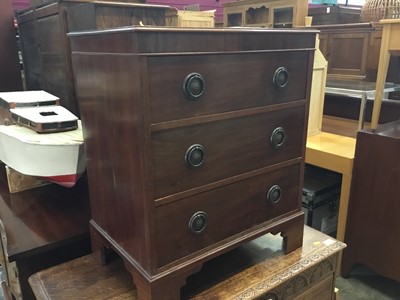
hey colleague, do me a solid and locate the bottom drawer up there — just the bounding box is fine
[155,164,302,267]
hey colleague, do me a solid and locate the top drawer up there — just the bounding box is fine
[147,51,311,123]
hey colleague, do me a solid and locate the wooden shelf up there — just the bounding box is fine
[273,22,293,28]
[223,0,308,28]
[0,164,91,299]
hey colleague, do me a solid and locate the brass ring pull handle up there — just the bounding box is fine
[270,127,286,149]
[267,185,282,204]
[188,211,208,234]
[183,72,205,100]
[185,144,205,168]
[272,67,289,89]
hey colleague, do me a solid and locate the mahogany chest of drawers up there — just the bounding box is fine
[69,27,316,299]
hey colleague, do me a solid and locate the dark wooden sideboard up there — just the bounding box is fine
[315,23,382,81]
[313,23,400,122]
[308,5,362,26]
[69,26,316,298]
[342,120,400,283]
[0,167,91,299]
[312,22,399,84]
[16,0,169,117]
[0,0,23,92]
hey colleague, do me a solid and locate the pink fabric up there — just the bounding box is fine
[12,0,30,11]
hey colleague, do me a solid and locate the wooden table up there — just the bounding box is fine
[305,132,356,242]
[0,165,91,299]
[29,226,345,300]
[371,19,400,129]
[325,79,400,131]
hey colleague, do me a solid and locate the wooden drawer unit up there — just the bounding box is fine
[69,27,316,299]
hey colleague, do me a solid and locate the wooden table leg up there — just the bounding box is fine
[371,20,400,129]
[336,172,352,242]
[335,172,352,276]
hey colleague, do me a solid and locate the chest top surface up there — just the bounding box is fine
[69,26,318,54]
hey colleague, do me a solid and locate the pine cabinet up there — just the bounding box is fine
[223,0,308,28]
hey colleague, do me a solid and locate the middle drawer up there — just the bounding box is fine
[151,106,306,199]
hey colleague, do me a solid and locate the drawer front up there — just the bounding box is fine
[152,106,305,198]
[155,164,301,267]
[147,51,310,123]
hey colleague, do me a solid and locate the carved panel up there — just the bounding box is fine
[234,240,345,299]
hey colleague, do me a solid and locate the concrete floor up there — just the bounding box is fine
[0,266,4,300]
[336,264,400,300]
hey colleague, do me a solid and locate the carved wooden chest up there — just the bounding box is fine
[69,27,316,299]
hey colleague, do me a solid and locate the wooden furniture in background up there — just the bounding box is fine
[371,19,400,128]
[0,166,91,299]
[305,132,356,243]
[0,0,23,92]
[315,22,400,84]
[223,0,308,28]
[341,120,400,283]
[314,22,400,124]
[324,79,400,130]
[305,131,355,276]
[322,115,365,138]
[308,34,328,136]
[323,92,400,125]
[69,26,316,298]
[29,226,346,299]
[66,1,170,31]
[16,0,169,117]
[308,5,361,26]
[165,9,215,27]
[315,23,382,81]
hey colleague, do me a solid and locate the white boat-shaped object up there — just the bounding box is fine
[0,90,85,188]
[0,90,60,124]
[0,120,85,187]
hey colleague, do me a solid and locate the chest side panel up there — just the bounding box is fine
[72,52,151,268]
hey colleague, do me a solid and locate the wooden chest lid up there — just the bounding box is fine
[68,26,319,54]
